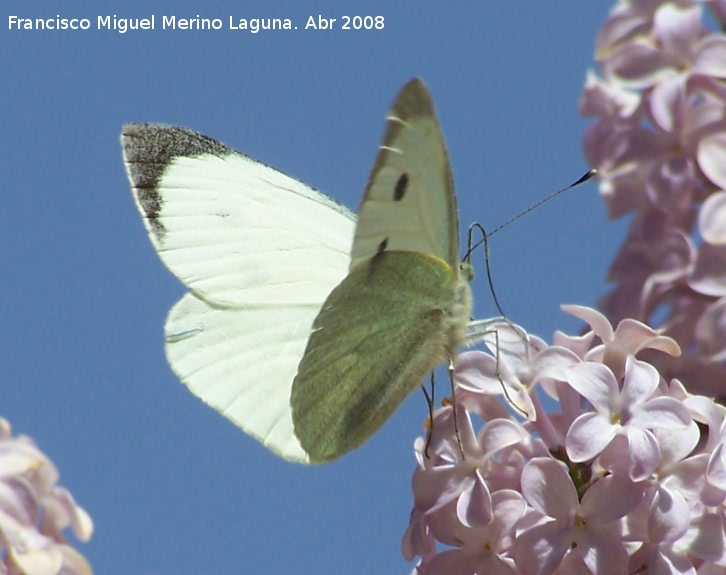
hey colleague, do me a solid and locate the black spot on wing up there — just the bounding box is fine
[394,172,409,201]
[376,238,388,254]
[121,124,233,237]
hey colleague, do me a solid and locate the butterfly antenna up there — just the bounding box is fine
[489,168,597,239]
[468,169,597,255]
[464,227,535,418]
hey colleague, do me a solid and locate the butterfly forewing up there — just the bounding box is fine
[123,124,355,308]
[350,79,459,271]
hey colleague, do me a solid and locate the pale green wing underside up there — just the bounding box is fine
[291,251,464,463]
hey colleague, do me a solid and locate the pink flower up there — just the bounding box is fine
[455,323,581,422]
[512,458,642,575]
[0,418,93,575]
[403,3,726,573]
[582,0,726,398]
[402,311,725,574]
[423,490,526,575]
[601,5,726,89]
[412,405,527,515]
[560,305,680,378]
[565,356,691,480]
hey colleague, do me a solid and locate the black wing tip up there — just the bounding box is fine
[403,77,428,93]
[391,78,435,121]
[121,124,233,164]
[121,123,235,199]
[121,124,233,242]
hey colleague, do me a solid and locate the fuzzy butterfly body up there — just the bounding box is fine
[123,79,471,463]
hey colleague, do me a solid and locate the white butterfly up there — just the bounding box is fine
[123,78,471,463]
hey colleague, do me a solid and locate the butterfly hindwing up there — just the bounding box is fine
[165,294,319,461]
[290,251,462,463]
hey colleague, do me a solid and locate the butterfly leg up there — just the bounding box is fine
[447,358,466,461]
[491,328,530,418]
[421,374,436,459]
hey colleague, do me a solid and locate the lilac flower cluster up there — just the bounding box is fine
[0,418,93,575]
[581,0,726,398]
[404,1,726,573]
[404,308,726,575]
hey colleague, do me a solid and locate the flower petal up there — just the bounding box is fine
[698,132,726,190]
[566,412,618,462]
[566,362,618,414]
[625,426,661,481]
[575,522,629,575]
[648,486,690,543]
[582,474,644,524]
[456,469,492,528]
[698,190,726,245]
[512,519,571,575]
[521,458,578,519]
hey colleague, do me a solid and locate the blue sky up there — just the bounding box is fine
[3,2,619,573]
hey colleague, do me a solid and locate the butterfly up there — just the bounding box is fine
[122,78,471,463]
